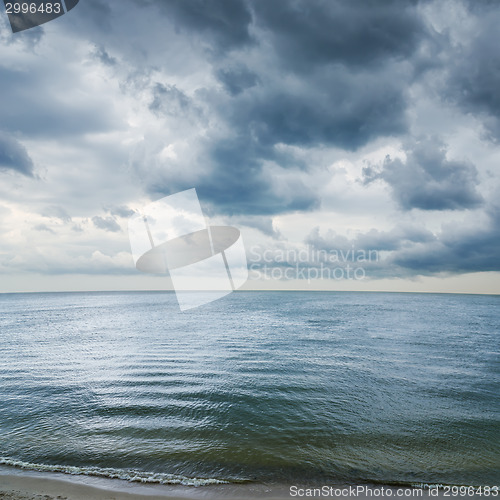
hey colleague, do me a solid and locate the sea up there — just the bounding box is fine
[0,291,498,488]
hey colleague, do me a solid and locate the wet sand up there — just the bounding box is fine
[0,471,469,499]
[0,472,291,500]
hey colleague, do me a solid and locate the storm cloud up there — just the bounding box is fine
[0,131,34,176]
[444,3,500,141]
[305,206,500,277]
[0,0,499,290]
[139,0,254,55]
[251,0,430,71]
[135,0,431,214]
[362,137,483,211]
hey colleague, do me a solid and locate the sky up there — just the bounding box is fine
[0,0,499,294]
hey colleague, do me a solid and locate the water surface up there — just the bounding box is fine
[0,291,498,486]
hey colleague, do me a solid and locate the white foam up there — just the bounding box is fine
[0,457,229,486]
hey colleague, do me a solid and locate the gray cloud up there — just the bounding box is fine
[0,66,122,139]
[201,138,318,215]
[306,224,436,255]
[225,67,409,150]
[362,137,483,211]
[91,44,117,66]
[145,50,412,215]
[149,83,192,117]
[392,206,500,274]
[305,203,500,278]
[443,6,500,141]
[216,65,259,96]
[139,0,254,55]
[92,215,121,232]
[0,131,34,176]
[200,0,433,210]
[75,0,113,32]
[104,205,136,218]
[41,205,72,223]
[251,0,430,72]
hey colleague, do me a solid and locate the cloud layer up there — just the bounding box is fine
[0,0,499,290]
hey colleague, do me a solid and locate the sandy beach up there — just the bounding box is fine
[0,473,169,500]
[1,471,473,500]
[0,472,294,500]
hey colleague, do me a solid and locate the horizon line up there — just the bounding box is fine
[0,289,499,296]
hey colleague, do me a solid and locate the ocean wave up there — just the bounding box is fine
[0,457,229,486]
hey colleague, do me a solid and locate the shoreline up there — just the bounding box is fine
[0,470,287,500]
[0,469,472,500]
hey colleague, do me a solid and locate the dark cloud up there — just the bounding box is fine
[363,137,483,211]
[306,204,500,277]
[216,65,259,96]
[251,0,429,72]
[444,8,500,141]
[207,0,430,155]
[392,206,500,274]
[200,137,318,215]
[72,0,436,218]
[228,69,408,150]
[76,0,113,32]
[149,83,191,117]
[0,131,34,176]
[147,155,319,217]
[174,0,435,216]
[92,215,121,232]
[135,0,254,55]
[184,67,407,214]
[147,62,411,215]
[146,73,408,214]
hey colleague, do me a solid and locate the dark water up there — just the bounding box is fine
[0,291,498,487]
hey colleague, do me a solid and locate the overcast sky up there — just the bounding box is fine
[0,0,499,294]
